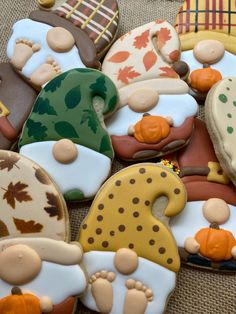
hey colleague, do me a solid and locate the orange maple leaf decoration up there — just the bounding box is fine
[133,30,150,49]
[160,67,179,78]
[117,66,141,84]
[2,181,32,209]
[156,28,172,49]
[143,50,157,71]
[107,51,130,63]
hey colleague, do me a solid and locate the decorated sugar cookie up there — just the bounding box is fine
[102,20,198,161]
[175,0,236,100]
[19,68,118,202]
[0,63,37,150]
[0,150,87,313]
[78,163,187,314]
[0,150,68,241]
[170,118,236,271]
[205,77,236,188]
[7,8,100,89]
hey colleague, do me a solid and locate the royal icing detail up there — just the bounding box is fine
[7,19,85,88]
[78,163,187,313]
[0,150,68,241]
[19,68,118,201]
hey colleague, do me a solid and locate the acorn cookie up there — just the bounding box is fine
[19,68,118,202]
[102,19,198,161]
[78,163,187,314]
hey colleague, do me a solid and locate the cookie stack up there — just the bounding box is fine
[1,0,236,313]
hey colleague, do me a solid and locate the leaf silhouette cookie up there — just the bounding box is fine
[78,163,186,314]
[19,68,119,202]
[0,150,68,241]
[102,20,198,161]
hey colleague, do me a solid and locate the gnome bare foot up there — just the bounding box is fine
[30,57,61,87]
[90,270,116,313]
[124,279,153,314]
[11,39,41,70]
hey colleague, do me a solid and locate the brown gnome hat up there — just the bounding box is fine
[175,0,236,54]
[36,0,119,59]
[177,118,236,206]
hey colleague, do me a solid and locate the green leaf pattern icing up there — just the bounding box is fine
[19,69,118,159]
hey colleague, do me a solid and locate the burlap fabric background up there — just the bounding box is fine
[0,0,235,313]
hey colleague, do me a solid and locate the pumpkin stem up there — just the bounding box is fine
[11,287,23,295]
[210,222,220,230]
[203,63,210,68]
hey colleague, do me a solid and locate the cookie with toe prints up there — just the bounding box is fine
[78,163,187,314]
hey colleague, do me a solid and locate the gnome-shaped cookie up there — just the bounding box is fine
[102,20,198,161]
[0,63,37,150]
[175,0,236,100]
[7,5,102,90]
[0,150,87,313]
[170,118,236,271]
[19,68,118,202]
[78,163,187,314]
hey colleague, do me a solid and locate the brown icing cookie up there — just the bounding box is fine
[0,63,37,150]
[37,0,120,58]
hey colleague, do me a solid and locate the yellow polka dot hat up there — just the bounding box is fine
[79,163,187,272]
[175,0,236,54]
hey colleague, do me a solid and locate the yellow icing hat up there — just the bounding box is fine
[175,0,236,54]
[79,163,187,272]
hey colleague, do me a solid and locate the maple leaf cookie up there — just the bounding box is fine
[0,63,37,150]
[175,0,236,101]
[102,20,198,161]
[0,150,87,313]
[170,118,236,271]
[78,163,187,314]
[19,68,118,202]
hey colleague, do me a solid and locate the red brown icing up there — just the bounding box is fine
[0,117,17,141]
[51,297,76,314]
[112,117,194,161]
[176,118,236,205]
[29,10,100,69]
[0,63,37,149]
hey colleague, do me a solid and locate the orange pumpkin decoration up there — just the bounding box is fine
[190,67,222,92]
[195,227,236,261]
[134,116,171,144]
[0,287,41,314]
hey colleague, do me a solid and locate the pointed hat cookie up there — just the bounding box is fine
[175,0,236,54]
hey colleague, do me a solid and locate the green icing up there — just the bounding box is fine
[233,101,236,107]
[33,98,57,116]
[227,126,234,134]
[227,113,232,118]
[218,94,228,103]
[19,69,118,159]
[64,189,85,201]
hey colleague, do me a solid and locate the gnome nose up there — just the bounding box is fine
[52,139,78,164]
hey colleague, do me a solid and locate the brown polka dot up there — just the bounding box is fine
[153,225,160,232]
[146,178,152,183]
[109,193,114,199]
[130,179,136,184]
[102,241,109,248]
[97,215,103,221]
[159,247,166,254]
[139,168,146,174]
[82,224,87,230]
[174,188,180,194]
[145,200,150,206]
[96,228,102,235]
[167,258,173,264]
[118,225,126,232]
[132,197,139,204]
[118,207,125,214]
[98,204,104,210]
[110,231,115,236]
[149,239,155,246]
[137,225,143,231]
[161,172,167,178]
[129,243,134,249]
[115,180,121,186]
[133,211,139,218]
[88,237,94,244]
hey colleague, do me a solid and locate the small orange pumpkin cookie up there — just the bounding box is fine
[189,67,222,93]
